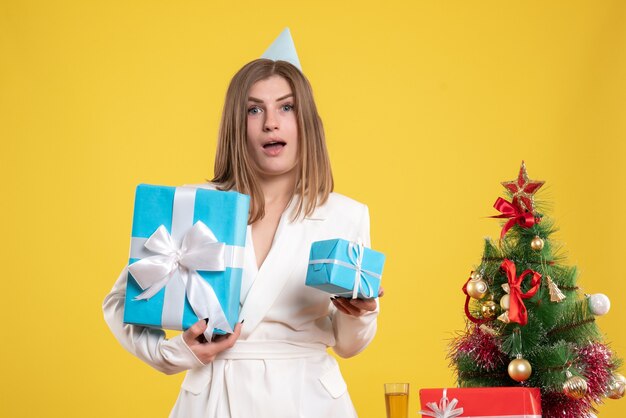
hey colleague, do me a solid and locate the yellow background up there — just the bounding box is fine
[2,1,625,417]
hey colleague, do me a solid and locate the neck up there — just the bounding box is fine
[257,172,297,206]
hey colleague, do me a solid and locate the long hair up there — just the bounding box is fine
[212,59,333,223]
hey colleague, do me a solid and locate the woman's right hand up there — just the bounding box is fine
[182,319,243,364]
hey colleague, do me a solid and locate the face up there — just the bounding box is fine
[246,75,299,179]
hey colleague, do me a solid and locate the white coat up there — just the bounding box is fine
[103,185,378,418]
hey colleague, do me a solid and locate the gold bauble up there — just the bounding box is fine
[508,358,532,382]
[563,375,588,400]
[481,300,498,319]
[607,373,626,400]
[466,278,488,299]
[500,294,510,311]
[530,235,544,251]
[470,271,483,281]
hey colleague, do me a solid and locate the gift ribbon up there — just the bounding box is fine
[500,259,542,326]
[128,187,243,340]
[491,197,538,239]
[308,242,380,299]
[420,388,464,418]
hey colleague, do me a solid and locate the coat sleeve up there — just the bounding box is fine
[102,267,205,375]
[330,204,380,358]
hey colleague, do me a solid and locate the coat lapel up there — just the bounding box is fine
[239,198,329,337]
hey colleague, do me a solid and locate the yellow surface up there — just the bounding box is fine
[2,1,625,417]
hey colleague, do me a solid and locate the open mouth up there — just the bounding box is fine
[262,140,286,150]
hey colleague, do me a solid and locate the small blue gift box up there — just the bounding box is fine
[124,184,249,337]
[305,239,385,299]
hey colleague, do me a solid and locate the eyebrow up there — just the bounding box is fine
[248,93,294,103]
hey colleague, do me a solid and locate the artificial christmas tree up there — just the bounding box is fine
[447,162,623,417]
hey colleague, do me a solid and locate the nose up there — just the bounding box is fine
[263,110,279,132]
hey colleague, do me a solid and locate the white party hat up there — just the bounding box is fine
[261,28,302,71]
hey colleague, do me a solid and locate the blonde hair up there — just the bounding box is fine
[212,59,333,223]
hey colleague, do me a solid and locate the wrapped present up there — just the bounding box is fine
[123,184,249,340]
[305,239,384,299]
[419,387,541,418]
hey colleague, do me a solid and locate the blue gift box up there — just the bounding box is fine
[305,239,385,299]
[124,184,249,336]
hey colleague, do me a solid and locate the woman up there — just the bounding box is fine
[103,58,381,417]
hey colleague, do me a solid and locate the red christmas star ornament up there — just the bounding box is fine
[501,161,544,213]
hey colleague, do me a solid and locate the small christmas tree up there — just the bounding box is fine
[449,162,625,417]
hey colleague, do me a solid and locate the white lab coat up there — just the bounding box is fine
[103,186,378,418]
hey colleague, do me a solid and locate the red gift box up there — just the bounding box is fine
[419,387,541,418]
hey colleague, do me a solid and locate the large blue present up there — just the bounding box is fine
[124,184,249,339]
[305,239,385,299]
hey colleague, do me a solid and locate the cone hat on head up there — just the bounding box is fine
[261,28,302,71]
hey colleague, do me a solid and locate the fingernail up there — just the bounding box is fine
[240,319,245,324]
[204,318,209,324]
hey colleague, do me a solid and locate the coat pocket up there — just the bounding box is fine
[319,364,348,399]
[181,364,213,395]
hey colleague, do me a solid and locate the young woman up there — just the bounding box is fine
[103,58,382,418]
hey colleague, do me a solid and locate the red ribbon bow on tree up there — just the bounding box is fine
[491,197,538,239]
[500,259,542,326]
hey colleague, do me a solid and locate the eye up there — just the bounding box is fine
[281,104,294,112]
[248,106,263,115]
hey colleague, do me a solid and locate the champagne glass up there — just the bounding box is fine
[384,383,409,418]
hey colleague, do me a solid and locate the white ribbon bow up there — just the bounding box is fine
[128,221,233,340]
[419,389,464,418]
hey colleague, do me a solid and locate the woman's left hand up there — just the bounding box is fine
[331,287,384,317]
